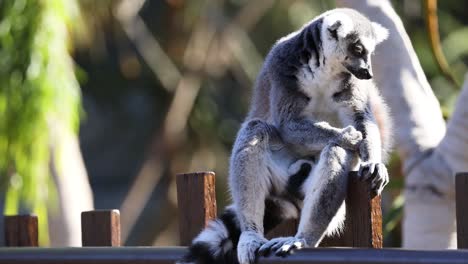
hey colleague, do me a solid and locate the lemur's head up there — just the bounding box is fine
[321,8,388,80]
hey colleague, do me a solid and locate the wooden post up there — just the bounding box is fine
[4,215,38,247]
[176,171,217,246]
[343,171,383,248]
[456,172,468,249]
[81,210,121,246]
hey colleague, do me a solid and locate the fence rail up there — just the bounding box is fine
[0,247,468,264]
[1,171,467,264]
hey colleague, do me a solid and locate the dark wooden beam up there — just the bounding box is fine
[81,210,121,247]
[259,248,468,264]
[4,215,38,247]
[456,172,468,249]
[0,247,468,264]
[343,172,382,248]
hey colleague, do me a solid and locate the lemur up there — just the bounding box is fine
[180,8,391,264]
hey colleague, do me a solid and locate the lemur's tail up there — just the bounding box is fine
[178,206,241,264]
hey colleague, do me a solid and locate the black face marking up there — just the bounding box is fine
[345,31,359,42]
[349,42,366,57]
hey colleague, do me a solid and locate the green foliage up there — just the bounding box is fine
[0,0,81,244]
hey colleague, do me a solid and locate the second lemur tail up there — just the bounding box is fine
[179,206,241,264]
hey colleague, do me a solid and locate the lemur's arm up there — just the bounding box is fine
[269,80,362,155]
[336,81,389,192]
[355,109,382,163]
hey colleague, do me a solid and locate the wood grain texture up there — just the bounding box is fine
[81,210,121,246]
[176,171,217,246]
[343,172,383,248]
[4,215,38,247]
[456,172,468,249]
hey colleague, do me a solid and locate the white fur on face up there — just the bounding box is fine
[360,36,376,53]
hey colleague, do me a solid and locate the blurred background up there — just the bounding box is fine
[0,0,466,247]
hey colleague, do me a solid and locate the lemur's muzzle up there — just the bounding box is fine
[345,63,373,80]
[355,67,373,80]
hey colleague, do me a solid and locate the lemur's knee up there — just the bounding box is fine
[320,143,353,169]
[322,143,348,160]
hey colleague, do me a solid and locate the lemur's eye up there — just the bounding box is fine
[351,43,364,56]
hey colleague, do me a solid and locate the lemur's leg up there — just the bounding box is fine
[230,119,290,264]
[259,143,356,257]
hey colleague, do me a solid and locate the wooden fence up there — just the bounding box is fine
[0,172,467,264]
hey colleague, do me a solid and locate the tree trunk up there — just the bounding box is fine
[48,121,94,246]
[337,0,468,249]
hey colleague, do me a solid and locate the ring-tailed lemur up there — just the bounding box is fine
[180,8,391,264]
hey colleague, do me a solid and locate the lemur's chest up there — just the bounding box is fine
[297,71,345,127]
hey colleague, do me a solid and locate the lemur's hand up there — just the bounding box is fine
[258,236,307,257]
[237,231,267,264]
[358,162,389,195]
[334,126,363,150]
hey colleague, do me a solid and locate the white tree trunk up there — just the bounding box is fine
[337,0,468,249]
[48,122,94,246]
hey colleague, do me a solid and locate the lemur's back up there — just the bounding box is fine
[246,67,272,121]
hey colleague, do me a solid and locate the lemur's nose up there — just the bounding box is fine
[357,68,373,80]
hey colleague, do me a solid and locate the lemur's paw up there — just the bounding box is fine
[237,231,267,264]
[358,162,389,195]
[258,237,306,258]
[337,126,363,150]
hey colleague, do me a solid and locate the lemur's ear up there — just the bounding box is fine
[327,21,342,39]
[323,13,353,40]
[372,22,389,44]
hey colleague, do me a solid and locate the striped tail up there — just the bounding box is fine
[179,206,241,264]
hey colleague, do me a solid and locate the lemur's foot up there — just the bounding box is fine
[238,231,267,264]
[358,162,389,195]
[258,236,307,258]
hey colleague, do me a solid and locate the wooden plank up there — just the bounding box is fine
[343,172,383,248]
[0,247,468,264]
[456,172,468,249]
[81,210,120,247]
[4,215,38,247]
[176,171,217,246]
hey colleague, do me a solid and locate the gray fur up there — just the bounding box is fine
[182,8,392,264]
